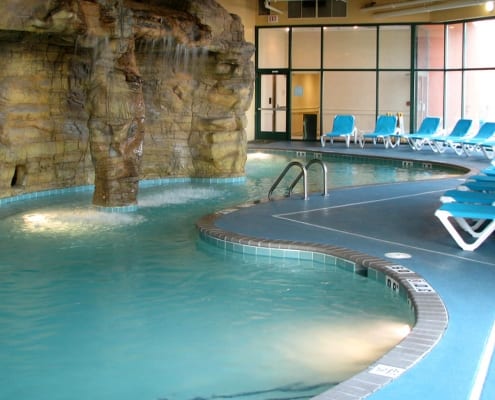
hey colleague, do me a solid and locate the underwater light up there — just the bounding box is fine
[24,213,48,225]
[397,324,412,337]
[21,209,144,234]
[247,152,273,160]
[22,212,67,233]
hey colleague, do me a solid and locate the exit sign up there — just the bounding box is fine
[268,14,278,23]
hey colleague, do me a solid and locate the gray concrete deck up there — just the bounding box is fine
[198,140,495,400]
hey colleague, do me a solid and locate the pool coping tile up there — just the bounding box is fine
[196,204,448,400]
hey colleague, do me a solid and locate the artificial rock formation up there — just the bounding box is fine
[0,0,254,207]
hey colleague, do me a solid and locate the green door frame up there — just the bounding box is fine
[255,69,291,141]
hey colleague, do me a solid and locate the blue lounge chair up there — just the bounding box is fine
[466,174,495,183]
[482,165,495,176]
[430,119,473,153]
[476,140,495,160]
[401,116,441,150]
[461,122,495,159]
[443,122,495,156]
[440,188,495,235]
[359,115,399,148]
[435,202,495,251]
[440,189,495,205]
[461,180,495,193]
[321,115,357,148]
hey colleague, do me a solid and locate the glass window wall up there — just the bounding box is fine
[323,26,377,69]
[465,20,495,68]
[379,26,411,69]
[445,71,463,129]
[319,0,346,17]
[464,70,495,127]
[258,28,289,69]
[415,71,444,126]
[378,71,410,131]
[256,18,495,141]
[292,27,321,69]
[416,25,444,69]
[323,71,376,133]
[291,72,321,139]
[288,0,347,18]
[446,23,463,69]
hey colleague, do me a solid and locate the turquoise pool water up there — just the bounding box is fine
[246,150,460,199]
[0,151,452,400]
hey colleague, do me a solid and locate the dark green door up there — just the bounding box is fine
[256,71,290,140]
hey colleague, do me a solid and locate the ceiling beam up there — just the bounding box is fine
[362,0,488,17]
[361,0,444,13]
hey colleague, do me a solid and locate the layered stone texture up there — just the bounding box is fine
[0,0,254,206]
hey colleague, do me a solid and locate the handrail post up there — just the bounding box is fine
[269,158,328,201]
[288,159,328,197]
[302,167,308,200]
[268,161,308,200]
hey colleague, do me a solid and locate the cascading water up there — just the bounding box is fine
[0,1,255,208]
[137,36,208,73]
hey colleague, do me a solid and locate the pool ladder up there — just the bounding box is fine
[268,159,328,200]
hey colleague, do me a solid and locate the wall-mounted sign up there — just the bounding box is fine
[268,15,278,23]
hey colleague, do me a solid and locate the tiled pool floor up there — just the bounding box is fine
[203,141,495,400]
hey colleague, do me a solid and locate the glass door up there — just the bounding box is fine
[291,72,321,141]
[256,71,290,140]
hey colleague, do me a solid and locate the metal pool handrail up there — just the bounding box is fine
[268,159,328,200]
[268,161,307,200]
[289,158,328,198]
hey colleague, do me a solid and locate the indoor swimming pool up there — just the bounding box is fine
[246,150,462,199]
[0,151,461,400]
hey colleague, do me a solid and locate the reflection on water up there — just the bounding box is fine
[274,320,411,382]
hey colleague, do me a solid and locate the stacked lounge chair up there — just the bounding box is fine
[401,116,441,150]
[435,165,495,251]
[476,140,495,159]
[482,163,495,176]
[460,122,495,159]
[434,121,495,156]
[429,119,473,154]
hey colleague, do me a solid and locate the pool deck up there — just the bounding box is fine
[200,141,495,400]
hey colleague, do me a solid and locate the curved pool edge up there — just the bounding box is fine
[196,203,448,400]
[248,145,472,177]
